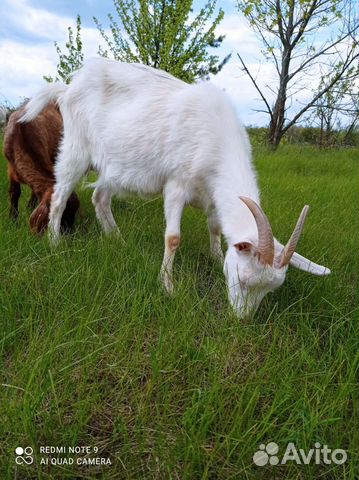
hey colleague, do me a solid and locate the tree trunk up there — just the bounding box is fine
[267,47,291,149]
[267,104,285,149]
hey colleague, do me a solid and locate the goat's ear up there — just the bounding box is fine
[234,242,253,253]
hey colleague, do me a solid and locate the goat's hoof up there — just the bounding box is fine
[107,228,126,244]
[164,283,174,296]
[160,273,174,296]
[48,231,61,246]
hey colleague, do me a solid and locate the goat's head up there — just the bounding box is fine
[224,197,330,319]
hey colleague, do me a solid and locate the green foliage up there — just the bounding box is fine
[46,2,229,85]
[248,125,359,148]
[94,0,230,82]
[1,138,358,478]
[44,15,84,84]
[246,126,268,146]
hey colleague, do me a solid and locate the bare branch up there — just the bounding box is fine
[288,25,359,82]
[237,53,273,121]
[275,0,287,46]
[282,52,359,134]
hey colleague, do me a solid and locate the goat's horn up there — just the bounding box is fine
[239,196,274,265]
[277,205,309,268]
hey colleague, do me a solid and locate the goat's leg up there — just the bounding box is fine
[207,208,224,262]
[48,183,77,243]
[160,185,185,294]
[9,178,21,221]
[48,145,88,244]
[27,192,38,211]
[92,186,119,234]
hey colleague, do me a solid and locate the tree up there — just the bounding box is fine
[236,0,359,148]
[313,68,356,146]
[93,0,230,82]
[44,15,84,84]
[314,75,346,146]
[343,86,359,142]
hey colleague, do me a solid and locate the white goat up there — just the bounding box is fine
[20,58,330,318]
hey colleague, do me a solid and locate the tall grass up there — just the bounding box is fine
[0,141,358,479]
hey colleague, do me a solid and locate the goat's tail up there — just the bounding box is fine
[19,83,68,123]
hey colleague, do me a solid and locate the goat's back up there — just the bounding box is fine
[4,102,63,180]
[61,59,247,192]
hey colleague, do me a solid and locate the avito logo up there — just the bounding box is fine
[253,442,347,466]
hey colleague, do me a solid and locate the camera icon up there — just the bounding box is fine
[15,446,34,465]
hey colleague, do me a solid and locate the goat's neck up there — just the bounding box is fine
[213,157,261,247]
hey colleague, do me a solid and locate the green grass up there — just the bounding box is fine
[0,141,358,479]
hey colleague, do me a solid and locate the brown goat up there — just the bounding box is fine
[3,102,80,234]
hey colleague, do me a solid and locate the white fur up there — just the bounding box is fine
[21,57,330,318]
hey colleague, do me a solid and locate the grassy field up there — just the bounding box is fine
[0,139,358,479]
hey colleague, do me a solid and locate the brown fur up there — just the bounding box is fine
[3,103,80,234]
[167,235,180,251]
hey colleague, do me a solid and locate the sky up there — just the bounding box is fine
[0,0,340,126]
